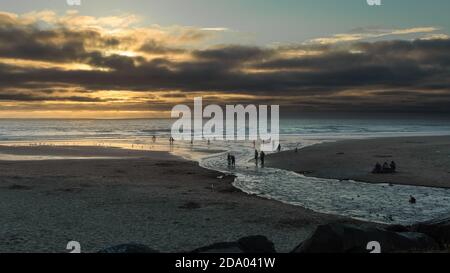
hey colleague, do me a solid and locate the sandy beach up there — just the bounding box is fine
[0,145,356,253]
[266,136,450,188]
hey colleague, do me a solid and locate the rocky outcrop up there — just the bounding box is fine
[98,236,275,253]
[411,217,450,248]
[97,220,450,253]
[292,223,438,253]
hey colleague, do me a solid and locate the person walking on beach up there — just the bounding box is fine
[152,135,156,143]
[277,144,281,153]
[231,155,236,168]
[254,149,259,166]
[227,153,231,167]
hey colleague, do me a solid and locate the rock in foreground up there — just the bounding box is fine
[293,223,438,253]
[98,243,159,253]
[411,217,450,248]
[191,235,276,253]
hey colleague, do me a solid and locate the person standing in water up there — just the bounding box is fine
[277,144,281,152]
[254,149,259,166]
[260,151,265,167]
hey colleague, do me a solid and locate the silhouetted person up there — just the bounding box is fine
[390,161,396,172]
[260,151,265,167]
[277,144,281,153]
[227,153,231,167]
[409,195,416,204]
[231,155,236,168]
[372,162,382,173]
[254,150,259,166]
[152,135,156,143]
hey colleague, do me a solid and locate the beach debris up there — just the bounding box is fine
[179,201,201,209]
[8,184,32,190]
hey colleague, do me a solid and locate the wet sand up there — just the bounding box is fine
[266,136,450,188]
[0,145,357,253]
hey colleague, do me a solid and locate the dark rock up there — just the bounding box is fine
[292,223,438,253]
[191,242,243,253]
[237,235,276,253]
[192,235,276,253]
[412,217,450,248]
[98,243,159,253]
[385,224,410,233]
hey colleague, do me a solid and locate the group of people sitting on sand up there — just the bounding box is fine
[372,161,397,174]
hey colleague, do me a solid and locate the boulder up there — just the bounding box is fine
[293,223,438,253]
[191,235,276,253]
[98,243,159,253]
[411,217,450,248]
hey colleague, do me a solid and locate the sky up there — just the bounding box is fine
[0,0,449,118]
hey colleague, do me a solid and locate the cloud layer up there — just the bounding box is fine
[1,11,450,117]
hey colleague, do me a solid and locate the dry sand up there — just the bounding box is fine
[266,136,450,188]
[0,145,356,253]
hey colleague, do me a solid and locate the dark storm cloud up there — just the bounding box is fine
[192,45,275,63]
[1,12,450,113]
[0,92,104,102]
[0,13,140,70]
[0,17,99,61]
[139,39,185,54]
